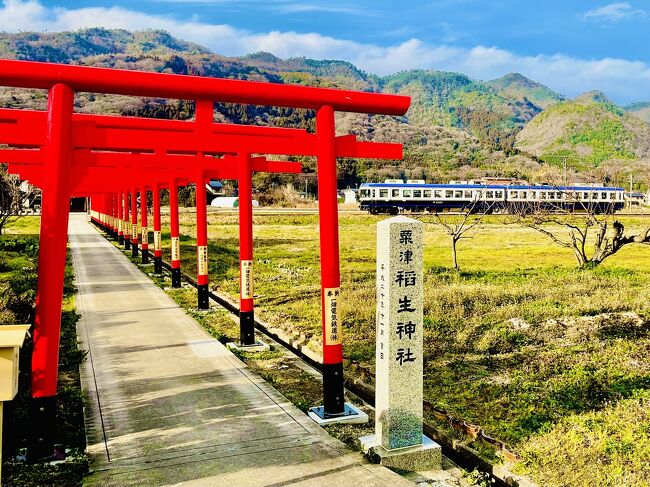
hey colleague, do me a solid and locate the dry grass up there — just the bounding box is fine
[158,211,650,485]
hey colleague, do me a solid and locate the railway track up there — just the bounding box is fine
[160,206,650,217]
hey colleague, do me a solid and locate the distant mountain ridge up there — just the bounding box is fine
[625,101,650,123]
[0,27,647,187]
[0,28,561,128]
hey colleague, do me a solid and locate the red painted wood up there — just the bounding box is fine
[0,60,409,115]
[0,60,409,412]
[316,105,343,365]
[31,84,74,398]
[239,154,254,314]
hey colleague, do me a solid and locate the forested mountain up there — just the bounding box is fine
[0,28,648,187]
[516,91,650,174]
[626,101,650,123]
[486,72,565,109]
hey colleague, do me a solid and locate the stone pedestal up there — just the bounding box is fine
[308,402,368,425]
[361,216,441,471]
[359,434,441,471]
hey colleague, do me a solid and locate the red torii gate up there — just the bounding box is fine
[0,59,410,459]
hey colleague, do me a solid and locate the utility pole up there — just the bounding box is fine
[629,173,634,210]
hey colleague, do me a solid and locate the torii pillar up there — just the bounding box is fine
[308,105,367,423]
[238,153,255,345]
[140,185,149,265]
[123,191,131,251]
[117,191,124,245]
[194,100,213,310]
[29,83,73,460]
[195,167,209,309]
[131,187,139,258]
[152,182,163,274]
[169,178,182,288]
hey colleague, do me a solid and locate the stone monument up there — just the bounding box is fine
[360,215,441,471]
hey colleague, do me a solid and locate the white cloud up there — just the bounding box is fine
[1,0,649,104]
[271,3,372,16]
[582,2,647,22]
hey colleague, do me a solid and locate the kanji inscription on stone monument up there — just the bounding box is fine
[360,215,440,471]
[376,216,424,450]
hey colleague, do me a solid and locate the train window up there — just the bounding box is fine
[521,191,527,198]
[371,190,376,198]
[423,190,432,197]
[392,189,400,197]
[413,190,422,198]
[445,190,453,198]
[464,190,472,198]
[403,190,411,197]
[360,189,368,198]
[495,191,502,198]
[379,189,388,198]
[583,192,588,199]
[556,192,563,199]
[454,190,462,198]
[601,192,607,200]
[434,190,442,198]
[486,191,494,198]
[510,192,517,199]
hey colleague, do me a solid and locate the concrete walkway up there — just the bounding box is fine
[69,214,410,487]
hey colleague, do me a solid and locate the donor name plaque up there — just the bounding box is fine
[324,287,342,346]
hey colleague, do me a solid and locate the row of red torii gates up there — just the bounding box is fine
[0,59,410,459]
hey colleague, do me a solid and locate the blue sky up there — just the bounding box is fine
[2,0,649,104]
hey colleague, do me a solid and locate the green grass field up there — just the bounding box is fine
[5,212,648,486]
[160,211,650,487]
[1,216,87,487]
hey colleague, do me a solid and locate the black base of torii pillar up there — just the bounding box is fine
[171,268,182,288]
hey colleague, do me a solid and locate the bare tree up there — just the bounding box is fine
[0,165,34,234]
[432,199,494,271]
[509,192,650,268]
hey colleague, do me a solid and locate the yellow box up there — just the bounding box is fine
[0,325,30,401]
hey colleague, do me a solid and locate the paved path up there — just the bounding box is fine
[69,214,409,487]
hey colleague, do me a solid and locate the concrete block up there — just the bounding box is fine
[226,340,270,352]
[308,403,369,425]
[359,434,441,471]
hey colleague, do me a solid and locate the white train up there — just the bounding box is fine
[358,180,626,214]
